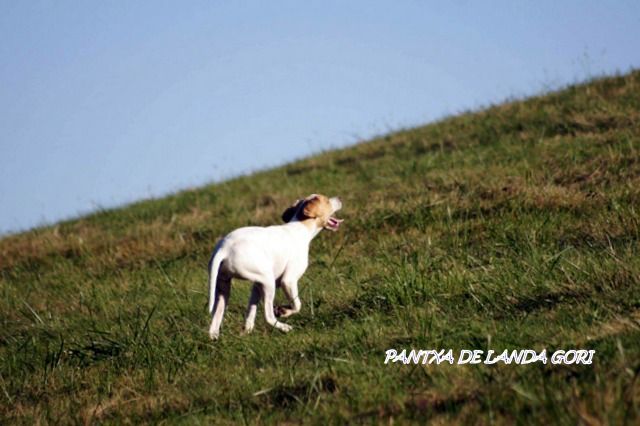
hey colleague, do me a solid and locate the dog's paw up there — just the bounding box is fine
[209,331,220,340]
[274,305,291,317]
[276,322,293,333]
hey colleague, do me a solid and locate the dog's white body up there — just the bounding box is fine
[207,195,342,339]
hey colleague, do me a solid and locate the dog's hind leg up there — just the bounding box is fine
[243,283,261,333]
[208,276,231,340]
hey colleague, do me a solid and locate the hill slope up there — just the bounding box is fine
[1,71,639,424]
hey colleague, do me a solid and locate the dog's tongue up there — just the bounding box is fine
[326,216,344,231]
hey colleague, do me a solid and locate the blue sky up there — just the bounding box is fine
[1,1,639,235]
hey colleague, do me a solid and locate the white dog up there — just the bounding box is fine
[207,194,343,339]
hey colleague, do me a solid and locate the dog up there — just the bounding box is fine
[207,194,343,339]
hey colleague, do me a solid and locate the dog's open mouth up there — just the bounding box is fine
[325,216,344,231]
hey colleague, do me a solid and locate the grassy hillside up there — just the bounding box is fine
[2,71,640,424]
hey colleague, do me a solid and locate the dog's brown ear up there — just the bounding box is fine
[282,199,303,223]
[302,196,320,219]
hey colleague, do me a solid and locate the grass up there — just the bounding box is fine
[1,70,640,424]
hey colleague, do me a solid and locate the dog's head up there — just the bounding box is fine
[282,194,343,231]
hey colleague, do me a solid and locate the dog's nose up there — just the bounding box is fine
[330,197,342,210]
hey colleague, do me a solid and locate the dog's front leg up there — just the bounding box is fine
[243,283,261,333]
[261,279,292,333]
[276,279,302,318]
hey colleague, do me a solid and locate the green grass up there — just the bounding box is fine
[2,71,640,424]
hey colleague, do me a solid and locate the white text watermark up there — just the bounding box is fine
[384,349,595,365]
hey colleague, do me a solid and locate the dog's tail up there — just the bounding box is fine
[207,243,226,314]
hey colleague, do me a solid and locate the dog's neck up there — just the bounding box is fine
[286,219,324,241]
